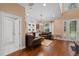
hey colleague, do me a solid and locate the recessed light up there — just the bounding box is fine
[43,3,46,6]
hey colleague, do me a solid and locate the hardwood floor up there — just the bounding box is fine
[8,39,74,56]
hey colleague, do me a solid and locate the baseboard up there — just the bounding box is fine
[19,45,25,50]
[22,46,26,49]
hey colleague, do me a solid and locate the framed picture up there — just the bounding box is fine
[28,24,31,26]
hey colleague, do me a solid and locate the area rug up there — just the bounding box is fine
[41,39,52,47]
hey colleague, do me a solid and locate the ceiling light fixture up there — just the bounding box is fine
[43,3,46,6]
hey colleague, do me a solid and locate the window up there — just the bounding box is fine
[68,3,77,9]
[64,3,79,12]
[44,23,50,32]
[70,21,76,40]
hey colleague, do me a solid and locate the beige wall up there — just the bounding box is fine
[54,7,79,35]
[0,3,26,47]
[62,8,79,19]
[54,19,64,35]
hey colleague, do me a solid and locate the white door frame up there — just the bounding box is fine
[0,11,22,55]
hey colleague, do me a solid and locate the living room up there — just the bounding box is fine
[0,3,79,56]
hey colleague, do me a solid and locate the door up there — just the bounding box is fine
[1,12,21,55]
[64,19,77,41]
[69,20,77,40]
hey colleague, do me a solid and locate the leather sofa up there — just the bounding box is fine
[41,32,53,40]
[25,34,41,49]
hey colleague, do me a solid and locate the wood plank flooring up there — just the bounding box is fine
[8,39,74,56]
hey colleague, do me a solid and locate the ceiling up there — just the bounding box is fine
[19,3,61,23]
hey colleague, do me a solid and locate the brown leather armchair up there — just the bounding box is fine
[25,34,41,49]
